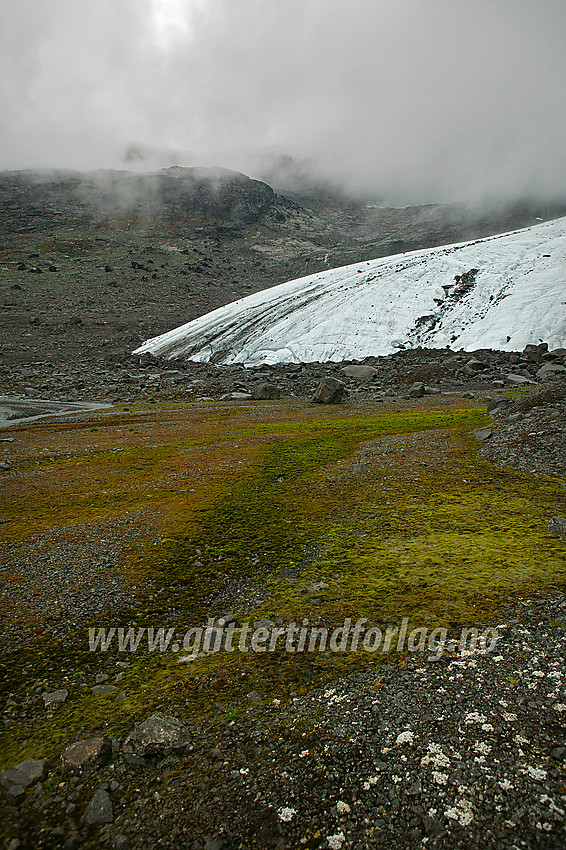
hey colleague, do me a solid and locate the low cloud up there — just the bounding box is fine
[1,0,565,204]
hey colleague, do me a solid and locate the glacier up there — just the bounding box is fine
[133,216,566,365]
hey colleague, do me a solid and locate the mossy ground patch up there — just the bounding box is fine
[1,396,565,768]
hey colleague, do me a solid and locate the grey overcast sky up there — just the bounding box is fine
[1,0,565,203]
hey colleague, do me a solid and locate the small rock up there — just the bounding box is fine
[247,690,262,704]
[82,789,113,825]
[1,759,49,795]
[42,688,68,709]
[312,377,345,404]
[474,427,493,441]
[61,737,112,774]
[91,684,119,695]
[113,836,130,850]
[123,713,192,757]
[487,396,511,414]
[547,517,566,539]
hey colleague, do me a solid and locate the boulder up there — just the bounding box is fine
[339,365,377,379]
[407,381,425,398]
[536,364,566,381]
[42,689,68,709]
[487,396,511,414]
[473,427,493,441]
[312,377,346,404]
[252,382,281,400]
[506,373,535,386]
[123,713,192,758]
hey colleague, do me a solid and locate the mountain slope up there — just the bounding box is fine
[134,216,566,364]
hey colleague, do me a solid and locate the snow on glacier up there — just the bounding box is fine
[134,216,566,365]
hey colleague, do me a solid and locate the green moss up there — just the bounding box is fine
[1,402,564,770]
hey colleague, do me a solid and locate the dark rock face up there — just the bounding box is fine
[311,376,346,404]
[155,167,275,224]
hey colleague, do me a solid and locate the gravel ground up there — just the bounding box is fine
[2,595,564,849]
[0,514,158,654]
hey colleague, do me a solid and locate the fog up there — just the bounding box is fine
[1,0,565,204]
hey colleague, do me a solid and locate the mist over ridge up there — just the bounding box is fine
[1,0,566,206]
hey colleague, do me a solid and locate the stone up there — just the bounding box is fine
[1,759,49,795]
[547,517,566,538]
[339,365,377,379]
[42,688,68,709]
[123,713,192,757]
[407,381,425,398]
[220,391,252,401]
[536,363,566,380]
[251,382,281,400]
[487,396,511,414]
[465,359,486,372]
[91,684,119,695]
[82,790,113,825]
[312,377,346,404]
[113,836,130,850]
[522,343,547,363]
[61,737,112,774]
[63,835,83,850]
[506,373,535,385]
[473,427,493,441]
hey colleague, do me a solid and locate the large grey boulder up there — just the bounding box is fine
[123,713,193,758]
[312,377,346,404]
[407,381,425,398]
[487,396,511,414]
[339,365,377,379]
[252,382,281,400]
[537,363,566,381]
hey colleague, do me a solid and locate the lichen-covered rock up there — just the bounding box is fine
[123,713,193,757]
[547,516,566,538]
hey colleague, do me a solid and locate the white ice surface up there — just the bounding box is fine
[134,217,566,365]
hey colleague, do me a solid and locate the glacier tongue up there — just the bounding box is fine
[134,217,566,365]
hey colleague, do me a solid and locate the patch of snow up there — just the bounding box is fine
[134,217,566,365]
